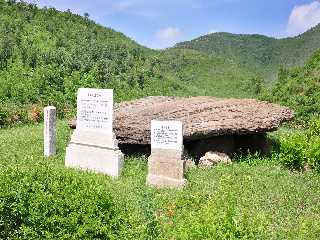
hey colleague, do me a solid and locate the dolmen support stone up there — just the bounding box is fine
[44,106,56,157]
[65,88,124,177]
[147,120,186,188]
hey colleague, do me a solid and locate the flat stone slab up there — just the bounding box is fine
[70,96,294,145]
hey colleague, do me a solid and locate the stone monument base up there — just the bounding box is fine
[146,149,187,189]
[147,174,186,188]
[65,130,124,177]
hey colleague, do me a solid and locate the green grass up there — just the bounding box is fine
[1,122,320,239]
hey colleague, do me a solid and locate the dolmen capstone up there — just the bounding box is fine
[65,88,124,177]
[70,96,294,157]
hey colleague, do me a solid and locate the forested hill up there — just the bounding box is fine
[261,49,320,120]
[0,0,319,126]
[0,0,179,109]
[0,0,256,126]
[175,25,320,80]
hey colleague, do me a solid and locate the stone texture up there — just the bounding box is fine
[147,149,186,178]
[147,174,187,188]
[185,135,235,159]
[70,96,294,145]
[44,106,56,157]
[147,152,186,188]
[199,151,232,167]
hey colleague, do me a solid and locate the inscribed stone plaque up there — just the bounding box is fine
[151,120,183,151]
[77,88,113,133]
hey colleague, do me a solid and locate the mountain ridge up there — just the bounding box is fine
[174,24,320,80]
[0,0,320,126]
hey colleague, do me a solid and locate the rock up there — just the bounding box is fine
[69,96,294,145]
[199,152,232,167]
[69,118,76,129]
[185,135,235,159]
[303,164,312,172]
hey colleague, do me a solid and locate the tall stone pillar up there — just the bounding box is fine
[44,106,56,157]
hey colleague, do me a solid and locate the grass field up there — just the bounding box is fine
[1,122,320,239]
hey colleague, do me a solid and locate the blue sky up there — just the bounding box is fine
[26,0,320,49]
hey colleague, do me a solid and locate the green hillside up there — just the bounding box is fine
[157,48,256,98]
[1,1,319,127]
[0,0,160,104]
[261,49,320,120]
[0,0,256,126]
[175,25,320,80]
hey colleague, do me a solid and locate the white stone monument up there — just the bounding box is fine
[147,120,187,188]
[44,106,56,157]
[65,88,124,177]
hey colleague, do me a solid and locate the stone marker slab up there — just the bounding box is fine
[77,88,113,133]
[151,120,183,151]
[147,120,186,188]
[44,106,56,157]
[65,88,123,177]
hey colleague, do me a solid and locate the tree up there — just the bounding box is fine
[84,12,90,19]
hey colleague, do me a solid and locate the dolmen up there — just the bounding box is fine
[70,96,294,158]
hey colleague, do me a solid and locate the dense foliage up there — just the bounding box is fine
[2,1,319,127]
[261,50,320,121]
[0,0,261,127]
[1,2,320,239]
[1,122,320,239]
[175,26,320,81]
[0,0,193,124]
[278,120,320,171]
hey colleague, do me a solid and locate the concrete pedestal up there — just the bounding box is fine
[65,130,124,177]
[146,148,187,188]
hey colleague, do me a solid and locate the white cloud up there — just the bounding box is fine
[154,27,182,48]
[287,1,320,36]
[111,1,133,12]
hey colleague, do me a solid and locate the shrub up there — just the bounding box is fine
[0,164,123,239]
[29,104,42,123]
[278,119,320,171]
[307,136,320,171]
[279,134,307,170]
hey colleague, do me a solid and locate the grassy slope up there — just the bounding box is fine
[1,122,320,239]
[175,25,320,81]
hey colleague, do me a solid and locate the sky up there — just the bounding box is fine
[25,0,320,49]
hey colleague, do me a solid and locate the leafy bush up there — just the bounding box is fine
[0,164,122,239]
[279,133,307,170]
[279,119,320,171]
